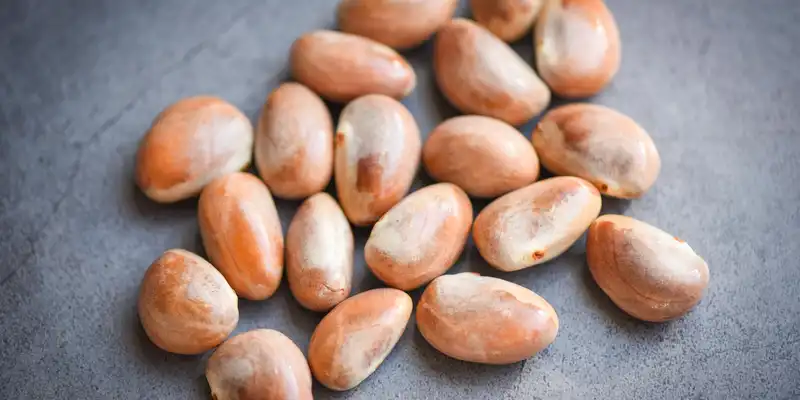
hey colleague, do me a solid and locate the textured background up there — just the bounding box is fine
[1,0,799,398]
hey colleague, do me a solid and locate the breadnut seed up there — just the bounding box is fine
[255,82,333,199]
[365,183,472,291]
[206,329,313,400]
[308,288,413,391]
[471,0,544,42]
[334,94,421,226]
[533,103,661,198]
[290,30,416,103]
[587,215,710,322]
[473,176,602,271]
[135,96,253,203]
[338,0,458,50]
[198,172,284,301]
[434,18,551,125]
[423,115,540,198]
[137,249,239,355]
[286,192,354,312]
[416,273,559,364]
[535,0,621,98]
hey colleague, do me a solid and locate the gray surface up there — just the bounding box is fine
[1,0,799,398]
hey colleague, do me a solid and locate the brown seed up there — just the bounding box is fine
[198,172,283,301]
[417,273,559,364]
[338,0,458,50]
[135,96,253,203]
[286,192,354,312]
[471,0,544,42]
[423,115,540,198]
[434,18,551,126]
[473,176,601,271]
[533,103,661,199]
[335,94,421,226]
[365,183,473,291]
[587,215,710,322]
[308,288,413,391]
[138,249,239,355]
[255,82,333,199]
[206,329,312,400]
[535,0,621,98]
[290,30,416,103]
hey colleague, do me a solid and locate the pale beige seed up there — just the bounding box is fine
[206,329,312,400]
[417,273,559,364]
[198,172,283,301]
[308,288,413,391]
[290,30,416,103]
[334,94,421,226]
[473,176,602,271]
[423,115,540,197]
[286,192,354,312]
[533,103,661,198]
[587,215,710,322]
[365,183,472,291]
[471,0,544,42]
[135,96,253,203]
[255,82,333,199]
[434,18,551,126]
[535,0,621,98]
[138,249,239,355]
[338,0,458,50]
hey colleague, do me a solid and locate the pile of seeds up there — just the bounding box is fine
[134,0,711,398]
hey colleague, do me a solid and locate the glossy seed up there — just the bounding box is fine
[334,94,421,226]
[587,215,710,322]
[206,329,312,400]
[290,30,416,103]
[338,0,458,50]
[535,0,621,98]
[417,273,559,364]
[255,82,333,199]
[308,288,413,391]
[533,103,660,198]
[138,249,239,355]
[365,183,473,291]
[434,18,551,125]
[423,115,540,197]
[286,192,354,312]
[473,176,602,271]
[471,0,544,42]
[135,96,253,203]
[198,172,283,301]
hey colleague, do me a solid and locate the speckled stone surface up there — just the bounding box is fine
[1,0,799,398]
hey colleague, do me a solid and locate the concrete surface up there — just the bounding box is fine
[1,0,799,398]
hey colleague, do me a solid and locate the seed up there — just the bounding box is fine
[198,172,283,301]
[587,215,710,322]
[308,288,412,391]
[286,193,354,312]
[417,273,559,364]
[138,249,238,355]
[365,183,472,290]
[206,329,312,400]
[434,18,551,125]
[533,103,661,198]
[473,176,602,271]
[423,115,540,197]
[334,94,421,226]
[135,96,253,203]
[338,0,458,50]
[535,0,621,98]
[255,82,333,199]
[290,30,416,103]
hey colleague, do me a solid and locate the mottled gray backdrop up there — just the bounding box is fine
[1,0,799,398]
